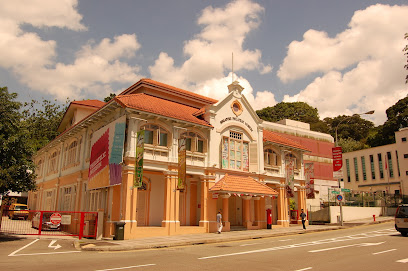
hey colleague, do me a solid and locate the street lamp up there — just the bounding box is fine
[333,110,374,227]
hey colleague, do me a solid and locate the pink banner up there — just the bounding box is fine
[88,129,109,188]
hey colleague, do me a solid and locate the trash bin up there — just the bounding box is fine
[114,222,126,240]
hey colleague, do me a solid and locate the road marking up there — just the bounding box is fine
[309,242,385,253]
[279,239,293,242]
[372,249,397,255]
[396,258,408,263]
[95,264,156,271]
[8,239,39,256]
[295,268,312,271]
[48,240,62,250]
[240,243,259,247]
[199,229,392,260]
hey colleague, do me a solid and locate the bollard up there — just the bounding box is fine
[373,214,376,222]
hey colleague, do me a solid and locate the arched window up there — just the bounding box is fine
[221,131,249,171]
[66,140,78,165]
[141,124,170,147]
[48,151,58,173]
[180,131,206,153]
[264,149,278,166]
[285,153,299,169]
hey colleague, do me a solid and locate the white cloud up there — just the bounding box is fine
[149,0,272,89]
[0,0,142,100]
[279,4,408,125]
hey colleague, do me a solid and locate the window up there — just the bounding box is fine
[378,153,384,179]
[222,131,249,171]
[387,152,394,178]
[59,186,76,211]
[361,156,367,180]
[370,155,375,180]
[404,154,408,159]
[346,159,351,182]
[396,151,401,177]
[180,131,206,153]
[264,149,278,166]
[353,157,359,181]
[48,151,58,173]
[66,140,78,165]
[402,137,407,142]
[141,124,170,147]
[36,159,43,177]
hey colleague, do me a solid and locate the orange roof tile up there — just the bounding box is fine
[71,100,105,108]
[115,94,212,127]
[263,130,310,152]
[210,174,278,196]
[120,78,218,105]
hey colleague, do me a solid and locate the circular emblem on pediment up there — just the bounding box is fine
[231,100,243,116]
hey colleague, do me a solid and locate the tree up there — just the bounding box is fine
[104,93,116,102]
[22,99,68,151]
[368,95,408,146]
[337,138,367,153]
[324,115,375,143]
[257,102,321,123]
[0,87,36,196]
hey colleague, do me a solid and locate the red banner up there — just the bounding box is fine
[332,147,343,172]
[89,129,109,181]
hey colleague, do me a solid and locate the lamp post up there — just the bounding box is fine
[333,110,374,226]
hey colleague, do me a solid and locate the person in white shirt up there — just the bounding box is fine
[216,211,223,234]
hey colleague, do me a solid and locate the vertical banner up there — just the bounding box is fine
[134,130,144,188]
[109,122,126,186]
[178,138,186,190]
[305,162,315,199]
[285,158,295,198]
[332,146,343,179]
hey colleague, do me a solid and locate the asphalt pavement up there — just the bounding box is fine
[75,216,394,252]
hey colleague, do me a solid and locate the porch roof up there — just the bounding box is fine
[210,174,278,196]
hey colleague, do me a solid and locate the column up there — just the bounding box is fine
[297,181,307,225]
[199,172,216,231]
[220,194,230,231]
[253,196,260,227]
[242,195,252,228]
[122,166,138,239]
[162,170,179,235]
[277,182,289,226]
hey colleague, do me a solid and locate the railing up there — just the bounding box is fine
[0,210,98,239]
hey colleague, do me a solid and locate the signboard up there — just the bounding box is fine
[332,147,343,179]
[305,163,315,199]
[177,137,186,190]
[331,190,340,194]
[50,213,62,225]
[88,116,126,189]
[61,215,71,225]
[337,195,343,201]
[134,130,145,188]
[341,188,350,192]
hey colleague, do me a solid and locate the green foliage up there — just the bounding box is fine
[338,137,368,153]
[324,114,375,143]
[367,96,408,146]
[104,93,116,102]
[256,101,321,126]
[22,99,68,151]
[404,33,408,84]
[0,87,36,195]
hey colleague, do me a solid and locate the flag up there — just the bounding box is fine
[134,130,144,187]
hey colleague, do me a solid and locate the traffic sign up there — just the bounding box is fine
[341,188,350,192]
[331,191,340,194]
[50,213,62,225]
[337,195,343,201]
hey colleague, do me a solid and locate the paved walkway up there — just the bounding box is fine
[76,216,394,251]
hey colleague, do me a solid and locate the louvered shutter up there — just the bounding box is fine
[249,142,258,173]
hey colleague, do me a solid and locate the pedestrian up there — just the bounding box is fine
[300,209,307,230]
[216,210,223,234]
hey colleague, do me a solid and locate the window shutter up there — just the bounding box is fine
[249,142,258,173]
[203,140,208,153]
[167,132,172,147]
[191,137,197,152]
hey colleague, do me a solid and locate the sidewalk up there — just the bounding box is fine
[76,216,394,252]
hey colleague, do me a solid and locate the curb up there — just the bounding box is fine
[77,219,394,252]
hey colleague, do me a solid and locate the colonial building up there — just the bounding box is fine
[342,128,408,197]
[28,79,335,239]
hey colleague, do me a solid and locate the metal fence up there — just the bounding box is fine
[0,210,98,239]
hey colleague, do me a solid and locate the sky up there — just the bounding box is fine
[1,0,407,125]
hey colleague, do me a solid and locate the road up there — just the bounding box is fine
[0,222,406,271]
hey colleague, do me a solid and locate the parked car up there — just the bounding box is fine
[395,204,408,236]
[8,203,29,220]
[31,212,61,231]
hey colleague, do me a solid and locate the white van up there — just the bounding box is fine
[395,204,408,236]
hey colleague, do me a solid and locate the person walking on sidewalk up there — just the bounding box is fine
[216,210,223,234]
[300,209,307,230]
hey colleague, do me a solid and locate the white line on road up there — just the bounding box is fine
[396,258,408,263]
[279,239,293,242]
[309,242,385,253]
[8,239,39,256]
[295,268,312,271]
[95,264,156,271]
[240,243,259,246]
[10,251,81,257]
[372,249,397,255]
